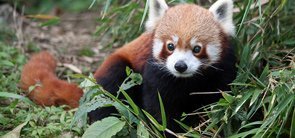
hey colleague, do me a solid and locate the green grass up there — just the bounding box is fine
[0,0,294,137]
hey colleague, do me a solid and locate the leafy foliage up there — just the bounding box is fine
[82,117,125,138]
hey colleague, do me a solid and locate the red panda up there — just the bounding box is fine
[89,0,237,133]
[20,0,237,133]
[20,51,83,108]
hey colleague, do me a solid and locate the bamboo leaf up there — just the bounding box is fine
[229,128,260,138]
[232,92,252,117]
[142,110,164,131]
[120,89,139,115]
[158,93,167,129]
[250,89,261,107]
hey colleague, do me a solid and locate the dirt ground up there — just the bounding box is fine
[1,4,111,76]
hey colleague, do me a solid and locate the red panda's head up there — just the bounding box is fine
[146,0,235,77]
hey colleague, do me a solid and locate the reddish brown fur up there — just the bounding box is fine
[156,4,222,43]
[155,4,225,60]
[94,33,153,78]
[20,51,83,108]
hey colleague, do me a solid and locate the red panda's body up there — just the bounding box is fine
[94,33,153,78]
[20,52,83,108]
[89,0,237,133]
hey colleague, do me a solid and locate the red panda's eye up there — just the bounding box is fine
[192,45,201,53]
[167,43,175,51]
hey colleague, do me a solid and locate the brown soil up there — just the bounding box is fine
[1,4,112,76]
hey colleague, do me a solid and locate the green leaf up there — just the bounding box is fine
[142,110,164,131]
[249,89,261,107]
[125,66,131,76]
[120,70,142,91]
[139,0,149,29]
[229,128,260,138]
[78,74,97,88]
[158,93,167,129]
[28,83,42,93]
[72,94,113,127]
[291,107,295,138]
[238,121,262,130]
[113,102,138,124]
[255,94,294,137]
[0,60,14,66]
[137,121,149,138]
[222,92,235,103]
[231,92,252,117]
[120,89,139,115]
[282,40,295,45]
[0,92,36,106]
[259,65,269,81]
[82,117,125,138]
[101,0,113,18]
[237,0,254,35]
[39,18,60,27]
[174,119,190,131]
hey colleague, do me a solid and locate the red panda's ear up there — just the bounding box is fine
[209,0,235,36]
[145,0,168,32]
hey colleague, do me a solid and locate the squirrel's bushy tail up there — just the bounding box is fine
[20,51,83,108]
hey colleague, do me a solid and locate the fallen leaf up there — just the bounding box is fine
[62,63,82,74]
[26,14,59,20]
[2,122,28,138]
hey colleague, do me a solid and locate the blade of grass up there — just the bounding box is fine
[237,0,254,35]
[256,94,293,137]
[276,100,294,138]
[158,93,167,129]
[142,110,165,131]
[88,0,97,9]
[250,89,261,107]
[140,0,149,29]
[231,92,252,117]
[120,88,139,115]
[229,128,260,138]
[291,106,295,138]
[102,0,112,19]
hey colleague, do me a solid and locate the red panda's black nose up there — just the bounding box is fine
[174,61,187,73]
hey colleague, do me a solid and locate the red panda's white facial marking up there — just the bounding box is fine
[166,49,202,77]
[206,43,222,64]
[152,35,179,61]
[154,35,223,77]
[152,39,164,61]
